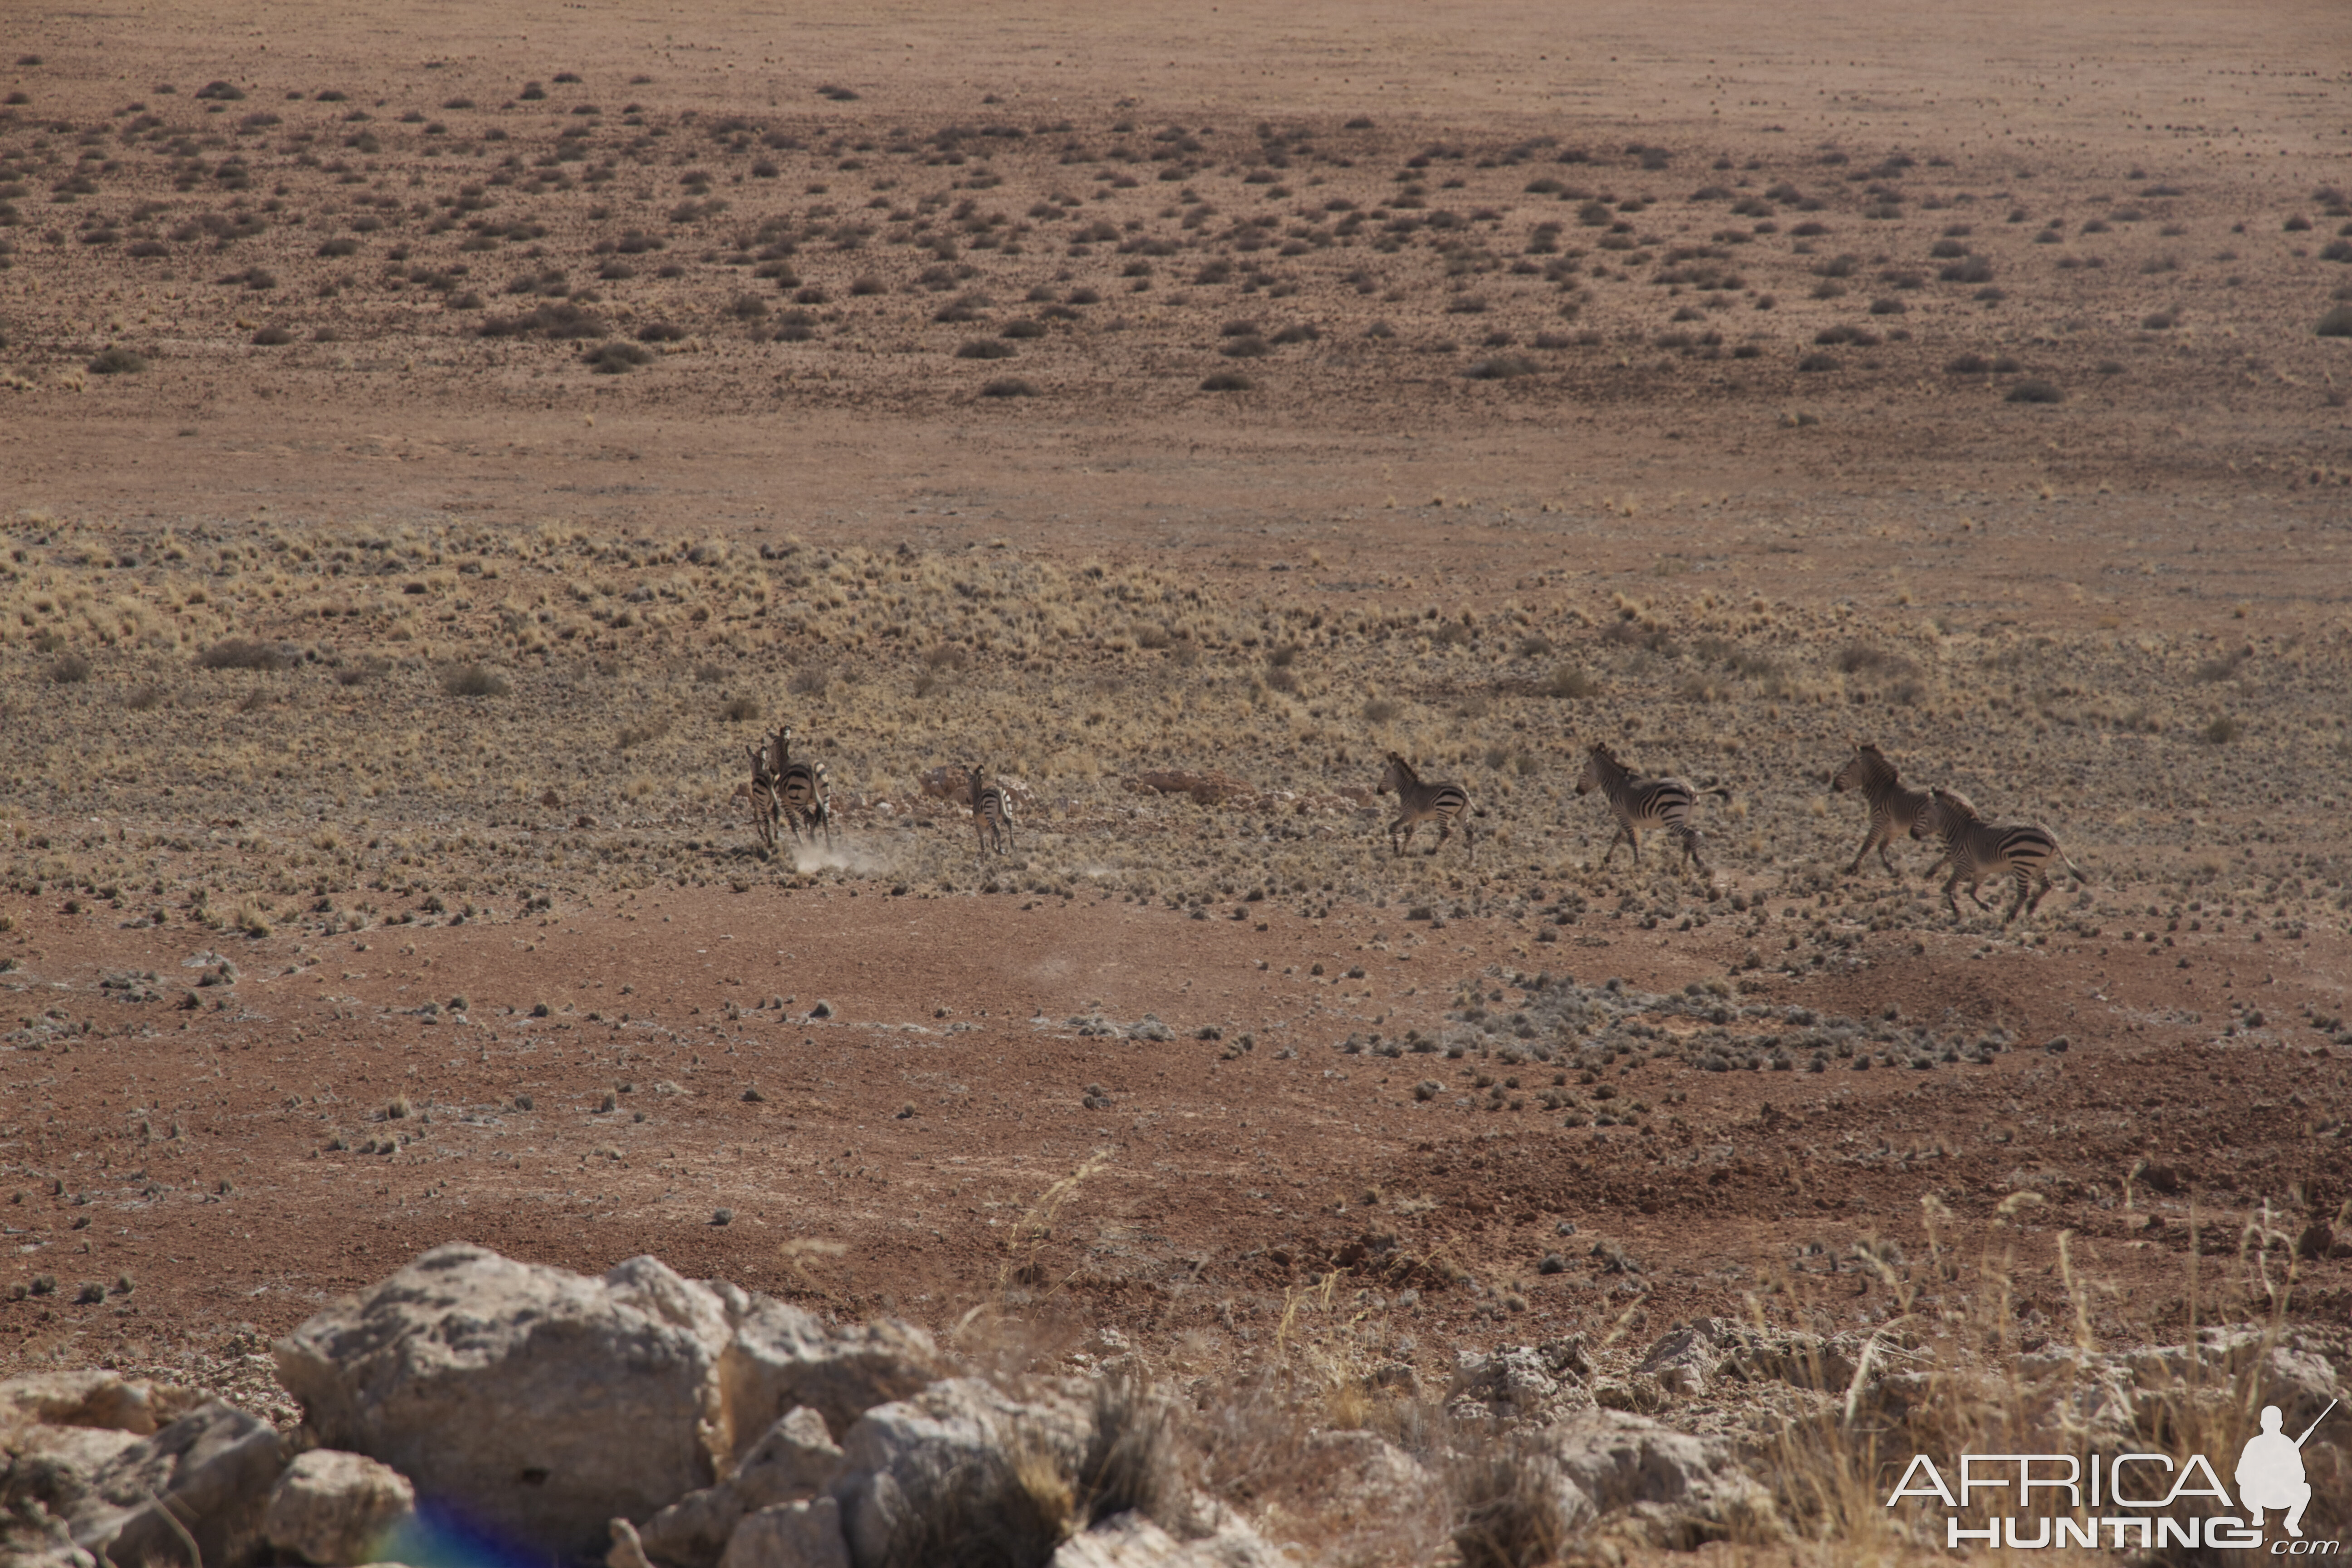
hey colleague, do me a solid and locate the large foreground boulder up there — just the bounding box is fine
[276,1244,935,1563]
[635,1407,845,1568]
[830,1377,1096,1568]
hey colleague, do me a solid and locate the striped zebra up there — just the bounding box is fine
[967,763,1014,855]
[1910,787,2081,925]
[1830,742,1940,878]
[1576,741,1729,877]
[769,726,834,849]
[1377,752,1475,862]
[743,745,781,853]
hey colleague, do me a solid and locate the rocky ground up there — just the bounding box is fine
[1,0,2349,1561]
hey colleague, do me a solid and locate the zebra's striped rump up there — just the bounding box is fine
[1577,742,1725,877]
[769,725,833,848]
[1377,751,1475,862]
[1911,786,2079,925]
[968,763,1014,855]
[1830,741,1937,878]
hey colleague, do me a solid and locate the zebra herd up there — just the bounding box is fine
[739,735,2081,926]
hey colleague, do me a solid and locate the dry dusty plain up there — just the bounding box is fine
[2,0,2352,1558]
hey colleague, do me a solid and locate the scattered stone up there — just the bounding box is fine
[63,1400,289,1568]
[634,1407,844,1568]
[263,1449,417,1567]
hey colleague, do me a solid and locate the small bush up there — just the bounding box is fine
[251,325,293,345]
[637,321,686,343]
[1200,371,1253,391]
[1946,353,1991,374]
[1797,352,1838,372]
[49,655,91,685]
[1220,336,1269,359]
[198,637,297,671]
[2316,305,2352,338]
[88,347,147,375]
[721,695,762,723]
[617,717,671,749]
[1464,354,1540,380]
[1451,1444,1568,1568]
[956,339,1015,359]
[1939,257,1995,283]
[584,340,652,374]
[2205,715,2243,745]
[979,377,1035,397]
[2006,377,2064,404]
[443,664,510,697]
[789,666,830,697]
[1542,666,1597,699]
[1363,697,1401,723]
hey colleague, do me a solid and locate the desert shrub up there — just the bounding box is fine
[1939,256,1995,283]
[1542,666,1596,699]
[1837,642,1916,677]
[721,696,762,723]
[479,302,605,339]
[584,340,652,373]
[1451,1443,1568,1568]
[636,321,686,343]
[1000,320,1048,339]
[1868,297,1906,315]
[2316,305,2352,338]
[2205,715,2243,745]
[88,347,146,375]
[980,377,1035,397]
[1362,697,1401,723]
[617,717,671,749]
[1464,354,1539,380]
[198,637,297,671]
[251,325,293,345]
[956,339,1015,359]
[1946,353,1991,374]
[2006,377,2064,403]
[789,666,830,697]
[442,663,510,697]
[1796,352,1837,372]
[125,684,163,712]
[1220,336,1269,359]
[1199,372,1252,391]
[2142,311,2177,330]
[49,655,90,685]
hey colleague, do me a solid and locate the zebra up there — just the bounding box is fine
[1830,742,1940,878]
[967,763,1014,854]
[1376,751,1475,862]
[1911,787,2081,925]
[1576,741,1729,877]
[769,726,834,849]
[743,745,781,853]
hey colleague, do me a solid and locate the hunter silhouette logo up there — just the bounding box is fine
[2240,1401,2336,1539]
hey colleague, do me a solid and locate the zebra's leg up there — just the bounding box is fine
[1462,820,1476,864]
[1877,826,1902,877]
[1431,817,1451,856]
[1964,877,1990,911]
[2002,869,2032,926]
[2023,869,2051,919]
[1387,817,1404,856]
[1940,870,1965,919]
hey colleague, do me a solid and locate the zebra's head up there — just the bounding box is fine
[1576,742,1618,795]
[1831,742,1888,794]
[1377,751,1412,794]
[1913,786,1981,839]
[747,745,766,779]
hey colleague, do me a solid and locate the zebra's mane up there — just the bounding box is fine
[1385,751,1421,783]
[1931,786,1981,819]
[1846,744,1899,788]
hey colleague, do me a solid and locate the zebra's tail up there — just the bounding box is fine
[1703,786,1734,802]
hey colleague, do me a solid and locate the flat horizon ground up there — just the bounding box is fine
[1,0,2349,1555]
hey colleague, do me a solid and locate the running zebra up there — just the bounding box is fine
[1910,787,2081,925]
[1377,752,1475,862]
[967,763,1014,854]
[769,726,834,849]
[1830,742,1938,878]
[1576,741,1729,877]
[744,745,781,853]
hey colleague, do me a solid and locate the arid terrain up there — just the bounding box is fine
[2,0,2350,1559]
